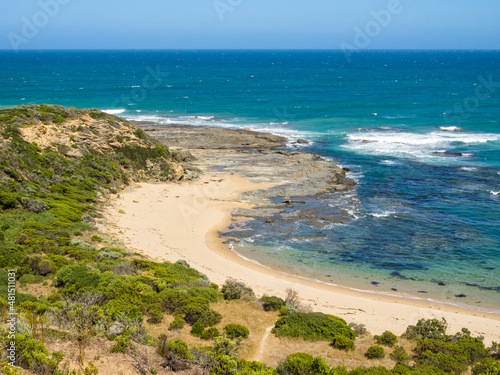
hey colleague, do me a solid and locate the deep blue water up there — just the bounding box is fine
[1,50,499,311]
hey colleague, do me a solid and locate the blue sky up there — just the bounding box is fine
[1,0,499,50]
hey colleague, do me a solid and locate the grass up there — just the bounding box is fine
[259,333,415,370]
[144,299,279,361]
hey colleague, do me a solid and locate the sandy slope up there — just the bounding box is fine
[99,175,500,345]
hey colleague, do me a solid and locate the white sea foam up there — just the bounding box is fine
[491,191,499,196]
[369,210,396,218]
[380,160,398,165]
[344,130,500,160]
[460,167,477,172]
[102,109,126,115]
[440,126,463,132]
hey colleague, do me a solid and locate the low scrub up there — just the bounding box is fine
[273,311,355,342]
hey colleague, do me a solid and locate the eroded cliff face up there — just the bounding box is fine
[1,105,184,182]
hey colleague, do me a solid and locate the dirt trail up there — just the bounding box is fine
[254,325,275,363]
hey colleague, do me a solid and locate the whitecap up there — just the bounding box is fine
[343,131,500,160]
[369,210,397,218]
[460,167,477,172]
[440,126,463,132]
[380,160,398,165]
[491,191,499,196]
[102,109,126,115]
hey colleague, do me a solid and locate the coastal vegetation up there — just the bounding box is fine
[0,105,499,374]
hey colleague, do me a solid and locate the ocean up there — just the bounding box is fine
[1,50,499,312]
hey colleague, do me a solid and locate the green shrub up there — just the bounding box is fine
[375,331,398,347]
[147,307,164,324]
[190,322,205,337]
[472,358,500,375]
[273,312,354,342]
[331,335,355,351]
[0,191,19,209]
[167,339,194,361]
[260,295,286,312]
[110,337,134,354]
[201,327,220,341]
[416,350,467,374]
[405,318,447,340]
[221,280,254,300]
[169,314,186,331]
[390,345,409,365]
[181,298,222,326]
[223,324,250,340]
[90,235,102,242]
[186,287,220,302]
[56,265,101,290]
[277,353,332,375]
[10,333,60,373]
[365,345,386,359]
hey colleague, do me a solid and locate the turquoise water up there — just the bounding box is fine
[1,50,499,311]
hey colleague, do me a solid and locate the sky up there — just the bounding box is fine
[1,0,499,50]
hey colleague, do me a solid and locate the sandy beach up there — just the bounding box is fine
[99,173,500,345]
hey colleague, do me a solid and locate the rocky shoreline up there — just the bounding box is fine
[139,123,358,226]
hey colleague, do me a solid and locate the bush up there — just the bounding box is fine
[331,335,355,351]
[0,191,19,209]
[365,345,386,359]
[20,197,49,213]
[221,280,254,300]
[260,295,286,312]
[273,312,355,342]
[375,331,398,347]
[70,239,95,252]
[169,314,186,331]
[90,235,102,242]
[405,318,447,340]
[472,358,500,375]
[110,337,130,354]
[98,248,123,261]
[200,327,220,340]
[223,324,250,340]
[147,307,164,324]
[390,345,409,365]
[178,297,222,326]
[167,339,194,361]
[349,323,367,337]
[277,353,332,375]
[186,287,220,303]
[190,322,205,337]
